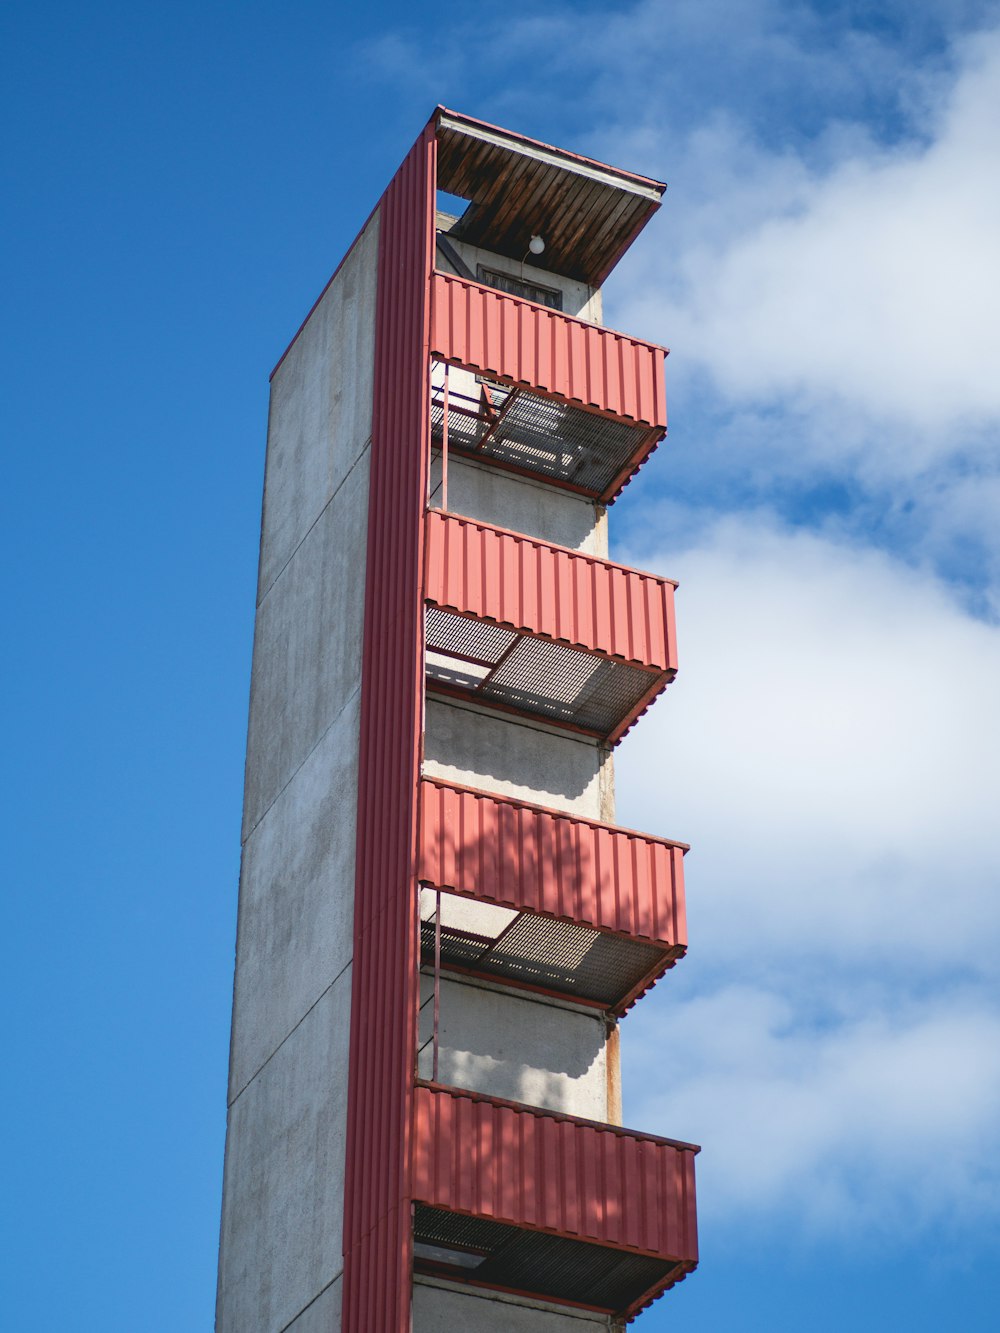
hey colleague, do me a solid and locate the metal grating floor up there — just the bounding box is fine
[430,376,653,499]
[425,606,658,738]
[420,911,671,1012]
[413,1204,681,1313]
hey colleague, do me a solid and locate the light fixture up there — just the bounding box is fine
[528,234,545,255]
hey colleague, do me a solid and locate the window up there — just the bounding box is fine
[477,265,563,311]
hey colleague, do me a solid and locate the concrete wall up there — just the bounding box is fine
[423,698,614,823]
[417,973,608,1118]
[414,1279,613,1332]
[217,211,380,1333]
[429,449,607,558]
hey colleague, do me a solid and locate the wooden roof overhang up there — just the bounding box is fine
[435,107,666,287]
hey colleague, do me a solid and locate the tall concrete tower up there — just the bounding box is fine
[217,108,699,1333]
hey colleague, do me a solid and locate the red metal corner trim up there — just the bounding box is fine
[341,123,435,1333]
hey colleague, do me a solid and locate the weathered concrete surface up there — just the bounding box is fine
[217,973,351,1333]
[259,213,380,601]
[282,1277,342,1333]
[429,450,607,557]
[243,448,369,839]
[423,698,609,819]
[413,1279,611,1331]
[229,688,360,1100]
[417,974,608,1119]
[220,212,379,1333]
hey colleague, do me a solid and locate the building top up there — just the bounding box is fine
[435,106,666,286]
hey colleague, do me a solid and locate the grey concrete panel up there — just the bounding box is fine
[230,690,361,1101]
[418,975,608,1119]
[413,1280,610,1331]
[260,213,380,600]
[429,452,606,557]
[423,699,605,819]
[217,974,350,1333]
[281,1276,341,1333]
[244,450,369,838]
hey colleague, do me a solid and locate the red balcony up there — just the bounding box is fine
[430,272,667,502]
[424,510,677,743]
[412,1083,698,1318]
[417,778,686,1014]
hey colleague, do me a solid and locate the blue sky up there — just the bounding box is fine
[3,2,999,1329]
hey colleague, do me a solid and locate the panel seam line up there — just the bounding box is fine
[257,439,372,608]
[229,956,353,1106]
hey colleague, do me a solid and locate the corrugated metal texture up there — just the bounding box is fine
[412,1084,699,1265]
[425,510,678,672]
[435,107,664,286]
[417,778,687,950]
[341,122,435,1333]
[431,272,667,430]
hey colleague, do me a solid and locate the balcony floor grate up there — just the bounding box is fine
[419,910,673,1012]
[425,606,658,739]
[431,377,655,500]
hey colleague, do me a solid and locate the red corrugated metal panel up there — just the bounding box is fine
[430,271,667,429]
[418,778,687,949]
[425,510,678,673]
[341,121,435,1332]
[413,1084,699,1263]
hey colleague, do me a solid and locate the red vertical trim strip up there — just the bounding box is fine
[341,120,435,1333]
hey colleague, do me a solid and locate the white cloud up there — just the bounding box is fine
[612,516,1000,1232]
[609,25,1000,467]
[615,514,1000,968]
[623,983,1000,1233]
[669,37,1000,426]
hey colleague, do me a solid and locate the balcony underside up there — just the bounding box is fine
[419,895,679,1013]
[414,1203,687,1315]
[426,606,665,741]
[412,1084,699,1319]
[431,376,660,502]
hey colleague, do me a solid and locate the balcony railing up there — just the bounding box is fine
[430,272,667,502]
[412,1083,698,1318]
[417,778,687,1013]
[424,510,677,743]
